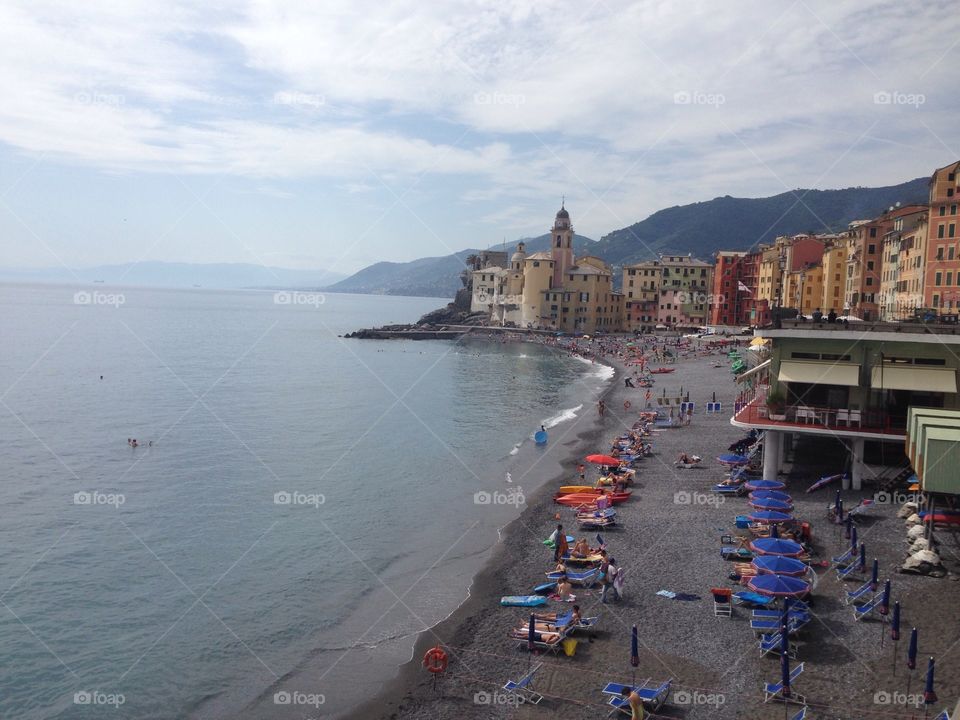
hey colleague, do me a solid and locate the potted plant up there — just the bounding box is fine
[766,388,787,421]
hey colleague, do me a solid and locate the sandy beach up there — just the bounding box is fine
[349,336,960,720]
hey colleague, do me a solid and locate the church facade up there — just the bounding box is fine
[470,205,624,333]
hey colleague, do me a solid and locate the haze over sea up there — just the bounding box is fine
[0,283,612,719]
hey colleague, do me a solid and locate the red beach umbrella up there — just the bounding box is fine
[585,454,620,466]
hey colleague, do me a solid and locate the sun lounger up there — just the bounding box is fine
[836,560,862,580]
[791,708,808,720]
[601,679,672,712]
[721,546,753,561]
[853,593,884,621]
[752,608,810,620]
[763,662,805,703]
[733,591,775,607]
[509,624,572,652]
[832,546,855,564]
[751,616,808,636]
[503,663,544,705]
[546,568,599,587]
[759,632,798,659]
[844,579,874,605]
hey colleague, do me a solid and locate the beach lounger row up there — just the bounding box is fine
[763,662,806,704]
[758,631,798,659]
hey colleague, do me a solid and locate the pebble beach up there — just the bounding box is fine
[350,336,960,720]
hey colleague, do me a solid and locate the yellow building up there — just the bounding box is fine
[819,240,847,314]
[895,215,929,319]
[783,263,823,316]
[621,254,713,330]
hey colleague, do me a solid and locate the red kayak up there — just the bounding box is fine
[554,491,631,506]
[650,367,675,374]
[922,513,960,525]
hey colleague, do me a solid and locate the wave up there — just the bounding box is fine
[570,353,616,381]
[539,404,583,431]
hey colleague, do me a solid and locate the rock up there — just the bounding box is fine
[901,548,946,576]
[906,525,926,540]
[905,513,921,525]
[897,502,919,519]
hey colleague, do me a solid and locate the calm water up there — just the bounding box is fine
[0,284,611,719]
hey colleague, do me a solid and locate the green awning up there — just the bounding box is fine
[778,360,860,386]
[871,366,957,393]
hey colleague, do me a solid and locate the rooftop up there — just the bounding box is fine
[759,319,960,344]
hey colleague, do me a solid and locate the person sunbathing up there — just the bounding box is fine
[556,575,574,600]
[571,538,590,557]
[555,559,567,573]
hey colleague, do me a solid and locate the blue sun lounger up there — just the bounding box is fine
[503,662,544,704]
[751,616,808,635]
[836,560,862,580]
[546,567,599,587]
[791,708,807,720]
[733,591,775,608]
[853,593,884,621]
[763,662,805,703]
[832,545,855,564]
[601,679,672,713]
[752,602,808,618]
[844,579,874,605]
[759,632,798,659]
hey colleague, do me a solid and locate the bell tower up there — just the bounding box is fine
[551,200,574,287]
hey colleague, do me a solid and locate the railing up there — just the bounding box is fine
[732,396,905,436]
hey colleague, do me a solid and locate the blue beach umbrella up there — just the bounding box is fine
[750,490,792,502]
[880,579,891,616]
[752,556,808,576]
[748,497,793,512]
[850,524,858,550]
[748,573,810,597]
[924,657,937,704]
[845,512,853,539]
[744,479,786,491]
[836,497,844,523]
[858,543,866,571]
[750,537,805,557]
[631,625,639,667]
[770,523,779,539]
[908,628,918,670]
[891,601,901,641]
[834,488,842,516]
[871,558,879,591]
[748,510,793,524]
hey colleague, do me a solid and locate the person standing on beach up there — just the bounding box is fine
[598,400,605,417]
[553,524,568,562]
[578,464,586,481]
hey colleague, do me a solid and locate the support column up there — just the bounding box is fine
[763,431,781,479]
[778,432,790,473]
[850,438,865,491]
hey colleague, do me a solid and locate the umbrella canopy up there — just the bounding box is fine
[748,510,793,524]
[747,573,811,597]
[748,497,794,512]
[908,628,918,670]
[925,657,937,704]
[631,625,639,667]
[749,336,769,347]
[585,454,620,466]
[717,453,749,465]
[744,480,786,491]
[891,601,901,641]
[749,490,792,502]
[750,537,805,557]
[752,555,808,576]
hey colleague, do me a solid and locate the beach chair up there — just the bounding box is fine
[758,632,798,659]
[832,545,855,565]
[751,616,808,636]
[843,579,874,605]
[752,608,810,620]
[763,662,805,704]
[601,679,672,713]
[502,663,544,705]
[836,560,863,581]
[711,587,733,617]
[546,567,599,587]
[733,591,775,608]
[853,593,884,621]
[510,624,572,653]
[791,708,808,720]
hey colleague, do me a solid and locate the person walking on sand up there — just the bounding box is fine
[578,464,586,481]
[598,400,605,417]
[601,557,620,603]
[552,524,568,562]
[624,377,634,388]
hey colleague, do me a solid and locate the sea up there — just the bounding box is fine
[0,283,614,719]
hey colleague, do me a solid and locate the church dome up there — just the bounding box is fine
[556,205,569,220]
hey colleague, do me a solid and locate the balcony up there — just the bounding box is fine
[732,394,906,439]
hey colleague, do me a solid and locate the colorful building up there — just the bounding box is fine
[622,254,713,330]
[924,161,960,314]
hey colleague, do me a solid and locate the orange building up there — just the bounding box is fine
[924,161,960,313]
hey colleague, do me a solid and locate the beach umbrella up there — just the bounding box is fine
[631,625,639,667]
[747,573,810,598]
[908,628,918,670]
[844,512,853,539]
[924,657,938,705]
[770,523,779,539]
[833,488,842,515]
[751,555,808,576]
[748,497,793,512]
[750,490,792,502]
[891,601,901,641]
[836,498,844,523]
[750,537,805,557]
[858,543,866,572]
[585,454,620,466]
[880,579,891,616]
[744,480,786,491]
[871,558,879,591]
[850,525,858,550]
[717,453,749,465]
[748,510,793,524]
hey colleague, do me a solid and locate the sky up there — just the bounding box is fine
[0,0,957,277]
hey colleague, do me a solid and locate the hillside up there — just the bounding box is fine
[592,177,928,266]
[323,233,597,298]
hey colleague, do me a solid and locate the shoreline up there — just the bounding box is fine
[345,337,623,719]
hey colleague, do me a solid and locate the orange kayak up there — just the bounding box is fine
[554,491,631,506]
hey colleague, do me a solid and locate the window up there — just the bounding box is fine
[948,272,954,286]
[936,271,943,286]
[934,294,940,307]
[868,244,875,254]
[869,228,877,238]
[951,224,957,238]
[867,261,874,271]
[953,205,958,215]
[866,277,873,286]
[937,247,944,260]
[941,206,947,216]
[939,225,946,239]
[533,261,540,267]
[951,247,956,261]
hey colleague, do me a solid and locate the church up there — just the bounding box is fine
[470,204,624,333]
